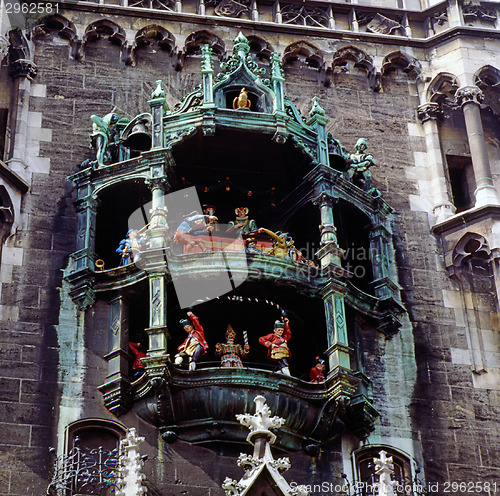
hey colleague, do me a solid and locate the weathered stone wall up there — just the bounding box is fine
[0,8,499,496]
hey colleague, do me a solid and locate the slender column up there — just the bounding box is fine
[456,86,499,207]
[149,80,168,150]
[74,189,99,271]
[307,97,329,167]
[369,225,399,300]
[490,248,500,312]
[271,52,285,113]
[8,59,37,177]
[98,295,132,415]
[143,169,169,370]
[447,0,463,27]
[321,282,351,372]
[201,45,215,108]
[417,102,455,222]
[314,193,343,268]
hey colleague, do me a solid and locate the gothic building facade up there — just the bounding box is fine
[0,0,499,494]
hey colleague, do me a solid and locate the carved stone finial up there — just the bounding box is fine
[416,102,442,123]
[374,450,397,496]
[201,44,214,72]
[455,85,484,107]
[116,428,147,496]
[233,31,250,57]
[236,395,285,446]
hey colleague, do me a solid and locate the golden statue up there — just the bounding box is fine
[233,88,251,109]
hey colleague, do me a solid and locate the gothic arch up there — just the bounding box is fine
[184,30,225,58]
[452,232,490,269]
[133,25,176,53]
[0,186,14,246]
[380,51,421,79]
[282,40,323,69]
[33,14,80,59]
[247,35,274,62]
[475,65,500,116]
[83,19,126,47]
[331,46,379,90]
[130,25,176,66]
[332,46,375,74]
[426,72,460,106]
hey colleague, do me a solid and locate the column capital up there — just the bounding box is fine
[416,102,442,123]
[145,176,169,190]
[456,85,484,107]
[313,191,335,207]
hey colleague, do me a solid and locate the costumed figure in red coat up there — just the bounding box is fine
[258,317,291,376]
[309,356,326,383]
[129,342,146,381]
[174,311,209,371]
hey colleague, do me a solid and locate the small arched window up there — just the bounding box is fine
[48,419,126,496]
[354,446,415,494]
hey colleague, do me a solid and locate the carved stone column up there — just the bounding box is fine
[98,295,132,415]
[314,192,343,268]
[307,97,329,167]
[143,167,169,375]
[416,102,455,222]
[456,86,499,207]
[74,189,99,271]
[8,56,37,176]
[369,224,399,300]
[321,281,351,373]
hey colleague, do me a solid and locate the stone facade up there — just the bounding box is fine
[0,0,499,495]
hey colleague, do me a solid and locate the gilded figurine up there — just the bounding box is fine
[344,137,376,193]
[228,207,258,234]
[258,317,291,376]
[215,325,250,368]
[309,356,326,383]
[233,87,251,109]
[174,212,218,253]
[116,229,146,265]
[257,228,296,260]
[174,311,209,371]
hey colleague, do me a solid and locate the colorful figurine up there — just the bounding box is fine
[174,212,217,253]
[258,317,291,376]
[203,205,219,230]
[215,325,250,368]
[233,87,251,109]
[244,237,264,254]
[129,342,147,381]
[227,207,258,234]
[257,228,296,260]
[309,357,326,383]
[116,229,145,265]
[345,137,376,193]
[174,311,209,371]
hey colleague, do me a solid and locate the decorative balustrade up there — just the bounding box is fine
[46,443,119,496]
